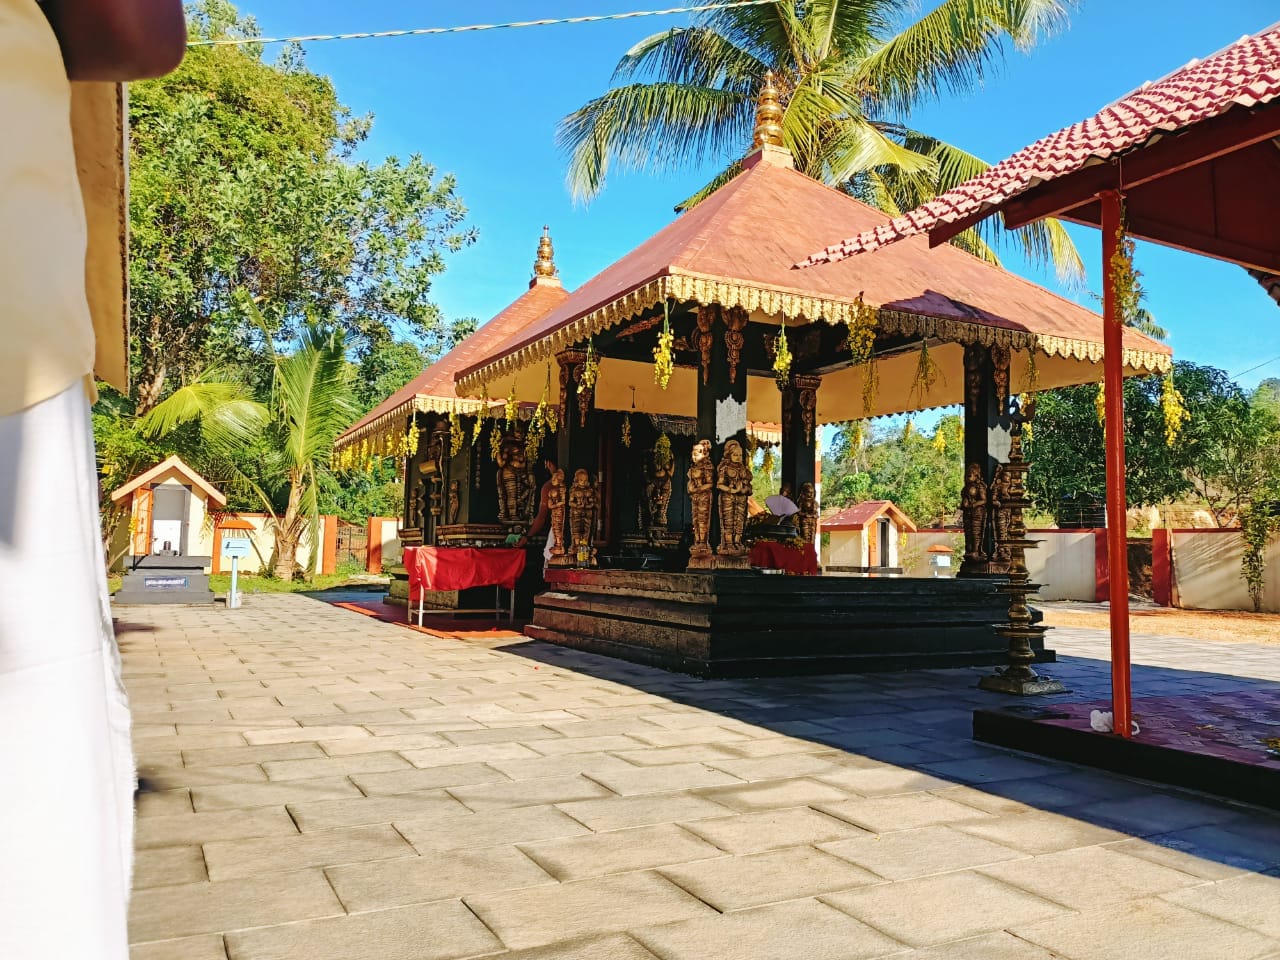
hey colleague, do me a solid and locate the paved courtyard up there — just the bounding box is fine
[121,594,1280,960]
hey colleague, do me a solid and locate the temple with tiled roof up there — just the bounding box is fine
[433,74,1171,678]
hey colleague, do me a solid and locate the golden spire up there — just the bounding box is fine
[751,71,785,149]
[533,225,558,280]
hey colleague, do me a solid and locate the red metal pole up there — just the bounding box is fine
[1100,190,1132,739]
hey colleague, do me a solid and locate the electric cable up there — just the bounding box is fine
[187,0,778,47]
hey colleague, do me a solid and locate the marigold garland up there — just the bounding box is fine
[489,418,502,462]
[578,339,599,394]
[845,293,878,365]
[1108,203,1144,326]
[504,381,519,426]
[772,325,792,390]
[861,358,880,415]
[654,433,673,470]
[911,339,942,401]
[448,411,464,456]
[761,446,775,478]
[653,303,674,389]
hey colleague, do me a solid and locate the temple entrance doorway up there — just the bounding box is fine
[150,484,190,556]
[877,517,890,569]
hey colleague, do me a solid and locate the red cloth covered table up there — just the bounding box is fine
[749,540,819,576]
[404,546,527,592]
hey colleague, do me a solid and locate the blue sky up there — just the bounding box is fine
[246,1,1280,391]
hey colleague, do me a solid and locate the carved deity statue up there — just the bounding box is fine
[695,308,715,384]
[715,439,752,557]
[990,464,1013,562]
[496,429,529,523]
[961,463,989,563]
[567,468,598,565]
[646,451,674,532]
[796,482,818,546]
[446,480,461,525]
[547,468,567,559]
[687,439,715,562]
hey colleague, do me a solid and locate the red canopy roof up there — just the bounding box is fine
[335,276,569,452]
[456,149,1169,398]
[800,23,1280,269]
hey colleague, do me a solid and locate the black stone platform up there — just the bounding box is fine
[973,706,1280,813]
[526,569,1053,678]
[114,555,215,605]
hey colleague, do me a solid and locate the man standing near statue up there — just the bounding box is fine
[0,3,185,958]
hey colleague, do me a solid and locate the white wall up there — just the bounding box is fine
[901,529,1097,601]
[1173,529,1280,613]
[216,515,329,576]
[825,530,864,567]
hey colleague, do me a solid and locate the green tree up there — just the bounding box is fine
[128,0,475,412]
[559,0,1081,277]
[143,320,358,580]
[824,414,964,526]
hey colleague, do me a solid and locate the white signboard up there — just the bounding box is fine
[221,536,252,559]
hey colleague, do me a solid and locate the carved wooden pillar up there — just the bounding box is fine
[960,343,1013,576]
[555,349,599,566]
[781,374,820,497]
[692,304,750,569]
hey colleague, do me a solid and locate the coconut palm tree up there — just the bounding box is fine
[558,0,1083,280]
[141,314,357,580]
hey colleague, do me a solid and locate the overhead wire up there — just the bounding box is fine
[187,0,778,47]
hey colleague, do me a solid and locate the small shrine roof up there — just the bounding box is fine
[455,150,1170,398]
[799,23,1280,265]
[335,274,569,454]
[109,454,227,507]
[823,500,916,532]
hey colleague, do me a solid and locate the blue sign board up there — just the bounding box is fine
[221,536,252,559]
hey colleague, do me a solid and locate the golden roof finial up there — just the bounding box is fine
[533,225,558,280]
[752,71,785,150]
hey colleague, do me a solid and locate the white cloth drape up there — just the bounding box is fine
[0,382,134,959]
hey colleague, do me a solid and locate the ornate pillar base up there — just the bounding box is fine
[979,668,1066,697]
[687,550,715,571]
[713,552,751,570]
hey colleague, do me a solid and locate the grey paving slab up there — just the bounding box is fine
[1011,896,1279,960]
[1161,872,1280,938]
[130,934,228,960]
[822,871,1067,947]
[190,778,363,812]
[694,777,850,812]
[351,762,508,794]
[819,824,1026,880]
[894,931,1064,960]
[287,791,468,832]
[261,752,410,781]
[978,844,1205,908]
[950,808,1130,854]
[448,774,614,811]
[132,845,209,889]
[658,845,880,911]
[223,900,503,960]
[681,806,869,854]
[815,793,992,834]
[586,762,745,796]
[520,823,724,880]
[465,871,715,950]
[396,804,594,852]
[555,792,735,833]
[203,823,415,881]
[632,898,904,960]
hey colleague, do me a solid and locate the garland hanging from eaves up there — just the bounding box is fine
[845,293,877,365]
[653,301,674,389]
[772,325,792,390]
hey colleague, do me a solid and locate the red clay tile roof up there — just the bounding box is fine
[800,23,1280,265]
[336,278,569,450]
[456,152,1169,394]
[822,500,916,532]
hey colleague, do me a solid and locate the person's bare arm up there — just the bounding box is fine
[41,0,187,81]
[518,484,552,547]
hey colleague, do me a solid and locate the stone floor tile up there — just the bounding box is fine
[919,755,1058,785]
[243,725,370,745]
[449,774,614,812]
[465,871,715,950]
[1011,896,1278,960]
[555,792,735,833]
[658,845,879,911]
[130,934,228,960]
[1142,820,1280,872]
[487,752,638,782]
[203,823,414,881]
[351,762,508,795]
[139,763,269,790]
[978,845,1204,909]
[718,737,840,759]
[633,897,904,960]
[813,766,955,798]
[819,824,1025,880]
[896,931,1066,959]
[128,870,344,942]
[1103,837,1257,881]
[132,845,208,888]
[520,823,724,880]
[182,742,325,768]
[704,753,845,782]
[530,735,649,756]
[318,732,448,756]
[610,744,744,767]
[1161,872,1280,938]
[223,900,503,960]
[262,752,410,782]
[482,933,659,960]
[584,763,744,797]
[135,807,299,848]
[399,742,544,767]
[326,844,555,911]
[1071,793,1242,836]
[137,787,195,817]
[682,806,868,854]
[288,791,467,832]
[822,870,1067,947]
[816,793,992,834]
[397,804,593,852]
[191,778,362,812]
[694,777,849,812]
[630,726,752,748]
[950,808,1128,854]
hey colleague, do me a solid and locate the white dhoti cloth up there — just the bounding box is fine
[543,527,556,574]
[0,382,134,959]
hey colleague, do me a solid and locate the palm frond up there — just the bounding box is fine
[138,374,268,451]
[612,25,766,87]
[815,117,937,186]
[274,324,358,472]
[557,83,753,202]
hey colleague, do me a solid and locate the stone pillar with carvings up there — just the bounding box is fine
[781,374,820,496]
[960,343,1014,576]
[553,349,599,565]
[693,304,749,568]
